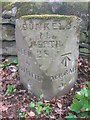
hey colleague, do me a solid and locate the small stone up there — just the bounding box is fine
[8,65,17,73]
[71,88,74,91]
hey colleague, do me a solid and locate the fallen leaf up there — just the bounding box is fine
[27,111,35,117]
[57,102,62,109]
[55,108,61,114]
[50,115,56,119]
[20,108,27,112]
[0,102,8,112]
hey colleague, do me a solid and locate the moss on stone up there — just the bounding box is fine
[20,14,76,20]
[3,2,13,10]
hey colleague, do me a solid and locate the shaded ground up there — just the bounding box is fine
[0,57,90,120]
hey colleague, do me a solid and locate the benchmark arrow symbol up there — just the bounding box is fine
[61,56,71,67]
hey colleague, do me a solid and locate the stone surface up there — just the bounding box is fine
[0,18,16,57]
[0,41,17,56]
[2,7,17,18]
[15,15,81,99]
[1,24,15,40]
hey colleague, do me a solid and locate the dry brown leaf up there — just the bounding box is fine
[57,102,62,109]
[27,111,35,117]
[0,102,8,112]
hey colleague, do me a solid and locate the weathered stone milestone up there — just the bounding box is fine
[15,15,81,99]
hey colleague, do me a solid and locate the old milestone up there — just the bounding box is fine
[15,15,81,99]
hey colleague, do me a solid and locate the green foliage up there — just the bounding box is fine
[66,82,90,118]
[19,112,27,118]
[36,102,43,114]
[29,102,35,108]
[29,94,51,115]
[43,103,51,114]
[79,111,89,117]
[0,58,18,68]
[5,84,16,94]
[70,99,82,113]
[40,94,44,99]
[17,109,27,119]
[0,62,11,68]
[12,58,18,64]
[65,113,77,119]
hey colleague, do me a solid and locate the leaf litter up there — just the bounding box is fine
[0,56,90,119]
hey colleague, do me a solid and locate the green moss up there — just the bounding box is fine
[20,14,76,20]
[6,26,15,35]
[2,2,13,10]
[80,48,89,54]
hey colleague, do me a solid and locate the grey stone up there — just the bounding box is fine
[15,15,81,99]
[0,23,16,56]
[1,25,15,40]
[0,41,17,56]
[2,7,17,18]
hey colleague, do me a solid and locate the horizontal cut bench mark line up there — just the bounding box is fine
[61,52,71,56]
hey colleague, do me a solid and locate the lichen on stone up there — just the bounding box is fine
[20,14,76,20]
[2,2,13,10]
